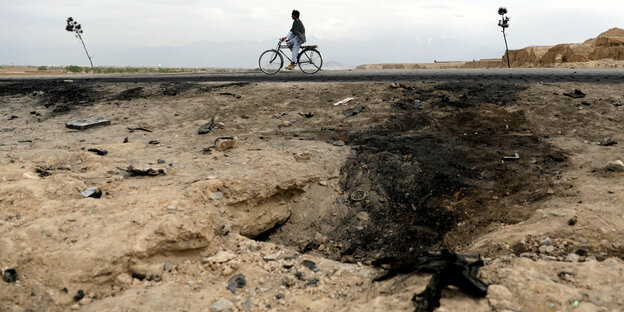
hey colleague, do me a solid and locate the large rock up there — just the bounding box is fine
[503,27,624,67]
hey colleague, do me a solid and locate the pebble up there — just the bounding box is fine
[210,299,234,312]
[210,192,224,200]
[204,251,236,264]
[606,160,624,172]
[243,298,254,311]
[263,251,283,261]
[163,262,173,272]
[356,212,369,221]
[565,253,581,263]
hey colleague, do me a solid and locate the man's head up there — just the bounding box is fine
[292,10,300,19]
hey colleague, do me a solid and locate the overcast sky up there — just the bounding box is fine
[1,0,623,67]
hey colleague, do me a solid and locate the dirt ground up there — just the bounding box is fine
[1,78,624,312]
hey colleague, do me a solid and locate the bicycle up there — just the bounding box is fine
[258,39,323,75]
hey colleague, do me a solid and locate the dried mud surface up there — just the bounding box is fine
[1,79,624,311]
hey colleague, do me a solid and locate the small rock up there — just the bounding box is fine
[226,274,246,293]
[294,152,311,162]
[204,251,236,264]
[163,262,173,272]
[606,160,624,172]
[243,298,254,311]
[568,216,578,226]
[210,299,234,312]
[81,187,102,198]
[332,140,346,146]
[282,275,297,287]
[565,253,580,263]
[263,251,283,261]
[356,212,369,221]
[63,80,74,83]
[157,159,166,164]
[283,120,293,127]
[210,192,224,200]
[2,268,18,283]
[214,137,239,152]
[541,236,552,246]
[73,290,85,302]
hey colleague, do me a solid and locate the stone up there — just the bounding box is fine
[73,290,85,302]
[81,187,102,198]
[163,262,173,272]
[65,117,111,130]
[2,268,18,283]
[243,298,254,311]
[356,212,370,221]
[210,299,234,312]
[214,137,239,152]
[541,236,552,246]
[294,152,311,162]
[210,192,224,200]
[263,251,283,261]
[565,253,580,263]
[198,117,215,135]
[204,251,236,264]
[226,274,246,293]
[606,160,624,172]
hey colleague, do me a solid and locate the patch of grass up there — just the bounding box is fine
[65,65,84,73]
[37,66,48,71]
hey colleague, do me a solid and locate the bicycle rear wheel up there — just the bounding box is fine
[298,49,323,74]
[259,50,283,75]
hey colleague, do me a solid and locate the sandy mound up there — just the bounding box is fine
[505,27,624,67]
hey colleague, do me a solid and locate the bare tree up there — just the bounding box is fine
[65,17,94,72]
[498,7,511,68]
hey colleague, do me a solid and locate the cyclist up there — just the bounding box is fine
[281,10,306,70]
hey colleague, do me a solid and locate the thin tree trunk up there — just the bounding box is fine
[77,33,94,72]
[502,29,510,68]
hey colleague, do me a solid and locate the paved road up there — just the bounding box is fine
[1,68,624,83]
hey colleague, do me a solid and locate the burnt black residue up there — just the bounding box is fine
[263,81,566,262]
[0,81,105,115]
[114,87,145,101]
[338,134,474,259]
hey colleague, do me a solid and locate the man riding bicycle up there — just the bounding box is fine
[281,10,306,70]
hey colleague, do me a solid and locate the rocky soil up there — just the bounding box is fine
[1,78,624,311]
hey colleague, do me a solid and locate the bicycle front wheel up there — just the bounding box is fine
[298,49,323,74]
[259,50,283,75]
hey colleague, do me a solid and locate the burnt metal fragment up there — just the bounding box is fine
[198,116,215,134]
[344,106,365,117]
[373,249,488,312]
[563,89,586,99]
[87,148,108,156]
[65,117,110,130]
[301,260,320,272]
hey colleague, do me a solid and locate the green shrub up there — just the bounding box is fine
[65,65,83,73]
[37,66,48,71]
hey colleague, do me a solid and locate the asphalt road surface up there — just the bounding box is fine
[1,68,624,83]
